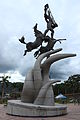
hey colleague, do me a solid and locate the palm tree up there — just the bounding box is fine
[0,74,11,99]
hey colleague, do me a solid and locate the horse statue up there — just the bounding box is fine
[19,23,44,56]
[34,36,66,58]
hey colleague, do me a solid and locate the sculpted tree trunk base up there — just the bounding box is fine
[21,49,76,106]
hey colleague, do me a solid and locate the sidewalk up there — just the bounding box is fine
[0,104,80,120]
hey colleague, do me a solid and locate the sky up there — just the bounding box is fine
[0,0,80,82]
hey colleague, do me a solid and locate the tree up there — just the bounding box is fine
[67,74,80,94]
[12,82,23,92]
[53,74,80,96]
[0,74,11,99]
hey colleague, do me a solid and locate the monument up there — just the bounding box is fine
[7,4,76,116]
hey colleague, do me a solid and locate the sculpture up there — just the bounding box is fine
[19,3,76,108]
[21,49,76,105]
[19,23,44,56]
[44,4,58,38]
[19,4,63,57]
[34,37,66,58]
[7,4,76,117]
[19,4,76,106]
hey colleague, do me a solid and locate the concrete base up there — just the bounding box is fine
[7,100,67,117]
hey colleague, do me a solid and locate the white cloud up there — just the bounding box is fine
[0,0,80,82]
[8,71,25,83]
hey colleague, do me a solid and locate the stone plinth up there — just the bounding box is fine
[7,100,67,116]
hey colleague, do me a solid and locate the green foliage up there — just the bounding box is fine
[0,98,8,104]
[10,92,21,99]
[0,75,11,99]
[0,74,23,102]
[53,74,80,96]
[12,82,23,92]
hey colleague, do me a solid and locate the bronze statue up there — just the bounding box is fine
[19,24,44,56]
[34,37,66,58]
[44,4,58,38]
[19,4,66,58]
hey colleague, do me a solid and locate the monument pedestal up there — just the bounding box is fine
[7,100,67,116]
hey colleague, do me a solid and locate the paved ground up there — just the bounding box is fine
[0,104,80,120]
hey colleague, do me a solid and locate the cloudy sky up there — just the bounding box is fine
[0,0,80,82]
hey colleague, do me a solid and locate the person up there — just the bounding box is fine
[44,4,58,38]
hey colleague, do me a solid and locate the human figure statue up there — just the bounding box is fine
[19,23,44,56]
[44,4,58,38]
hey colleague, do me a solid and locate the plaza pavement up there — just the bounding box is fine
[0,103,80,120]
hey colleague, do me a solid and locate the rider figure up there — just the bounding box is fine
[44,4,58,38]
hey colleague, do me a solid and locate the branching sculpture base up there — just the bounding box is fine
[7,100,67,116]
